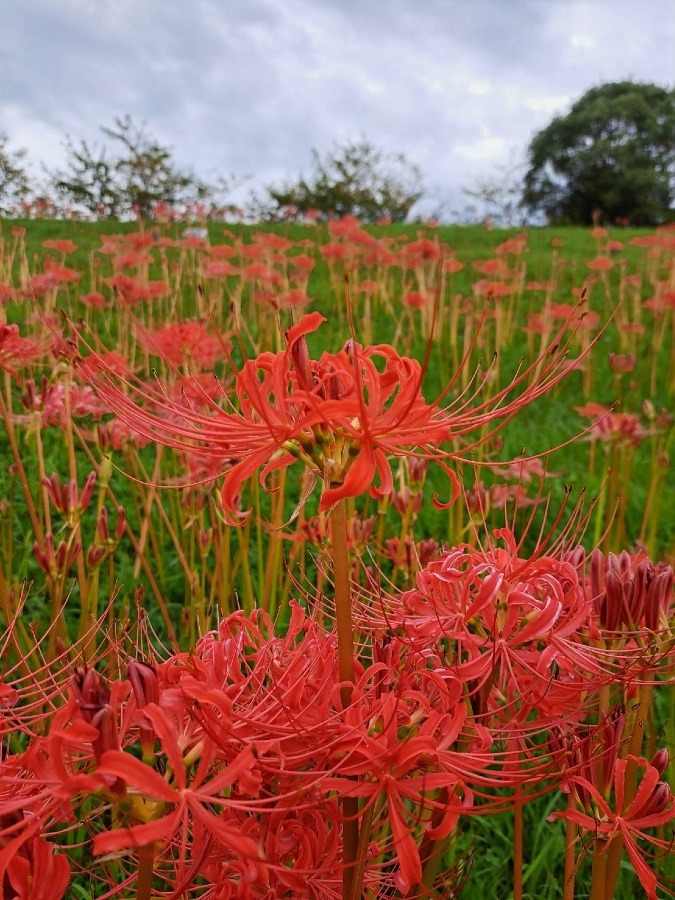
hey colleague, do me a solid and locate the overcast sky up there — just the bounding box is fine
[2,0,673,217]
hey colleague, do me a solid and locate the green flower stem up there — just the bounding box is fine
[329,496,359,900]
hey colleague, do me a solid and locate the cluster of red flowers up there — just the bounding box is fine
[0,532,670,898]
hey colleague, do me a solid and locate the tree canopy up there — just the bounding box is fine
[53,116,206,219]
[522,81,675,226]
[0,134,30,215]
[264,140,423,223]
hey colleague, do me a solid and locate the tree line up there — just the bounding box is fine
[1,82,673,225]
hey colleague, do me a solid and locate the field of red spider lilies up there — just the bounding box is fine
[0,216,673,899]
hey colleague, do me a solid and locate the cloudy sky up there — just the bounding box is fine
[2,0,673,217]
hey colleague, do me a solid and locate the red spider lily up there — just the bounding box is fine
[473,258,512,278]
[0,712,105,887]
[443,257,464,274]
[277,288,311,308]
[496,236,528,256]
[0,832,70,900]
[549,755,674,900]
[575,403,650,447]
[323,690,474,893]
[472,279,514,298]
[0,324,42,377]
[42,259,80,285]
[395,527,597,691]
[104,275,170,305]
[288,252,316,276]
[402,290,429,309]
[321,242,351,263]
[84,306,588,523]
[136,321,230,369]
[43,471,97,520]
[587,255,614,272]
[93,731,261,861]
[608,352,635,373]
[42,238,77,255]
[488,455,558,483]
[17,380,106,429]
[0,604,476,895]
[80,291,107,309]
[84,311,457,522]
[2,592,638,896]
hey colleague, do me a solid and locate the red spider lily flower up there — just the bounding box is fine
[473,279,514,298]
[242,262,281,286]
[608,352,635,373]
[104,275,170,305]
[473,258,511,278]
[93,739,261,862]
[42,259,80,285]
[0,324,42,377]
[1,832,70,900]
[43,238,77,255]
[203,259,237,279]
[549,755,675,900]
[136,321,230,369]
[17,381,106,429]
[443,257,464,274]
[495,236,528,256]
[488,455,557,483]
[277,288,311,308]
[488,482,541,510]
[85,311,458,522]
[574,403,650,447]
[80,291,107,309]
[402,290,428,309]
[84,307,589,524]
[321,242,353,264]
[324,692,474,893]
[16,272,55,299]
[394,527,601,705]
[547,706,627,808]
[288,252,316,275]
[587,255,614,272]
[209,243,237,259]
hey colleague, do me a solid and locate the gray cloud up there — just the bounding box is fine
[1,0,673,216]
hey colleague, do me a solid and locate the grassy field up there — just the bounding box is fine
[0,216,672,898]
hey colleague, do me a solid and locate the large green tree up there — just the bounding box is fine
[522,81,675,226]
[265,140,424,223]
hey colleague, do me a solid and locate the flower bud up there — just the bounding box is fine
[87,545,107,567]
[637,781,672,818]
[650,749,669,777]
[115,506,126,541]
[128,661,159,709]
[97,506,109,542]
